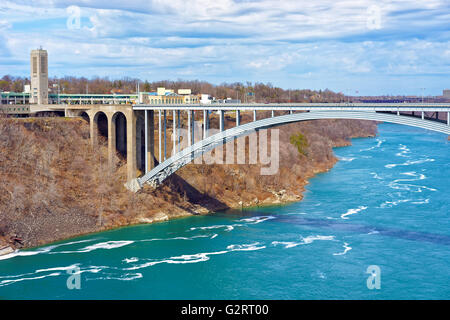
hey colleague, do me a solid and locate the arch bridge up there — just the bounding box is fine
[61,103,450,191]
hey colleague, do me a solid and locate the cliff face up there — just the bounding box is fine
[0,115,376,249]
[173,111,377,207]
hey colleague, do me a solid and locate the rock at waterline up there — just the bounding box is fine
[0,246,14,256]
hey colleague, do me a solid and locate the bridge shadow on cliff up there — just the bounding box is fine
[163,172,230,215]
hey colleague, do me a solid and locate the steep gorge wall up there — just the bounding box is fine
[0,116,377,249]
[174,112,377,208]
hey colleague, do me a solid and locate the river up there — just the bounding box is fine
[0,123,449,299]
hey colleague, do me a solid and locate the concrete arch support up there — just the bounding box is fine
[85,106,137,186]
[108,113,116,166]
[126,111,137,182]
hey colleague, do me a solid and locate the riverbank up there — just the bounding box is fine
[0,115,377,250]
[2,123,448,299]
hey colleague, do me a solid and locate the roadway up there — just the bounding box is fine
[133,102,450,112]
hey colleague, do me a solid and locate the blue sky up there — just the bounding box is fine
[0,0,449,95]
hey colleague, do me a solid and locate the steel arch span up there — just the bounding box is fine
[137,111,450,188]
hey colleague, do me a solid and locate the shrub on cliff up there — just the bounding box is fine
[289,133,308,156]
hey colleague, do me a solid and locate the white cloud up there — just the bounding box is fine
[0,0,449,95]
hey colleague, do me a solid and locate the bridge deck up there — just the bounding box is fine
[136,110,450,189]
[133,102,450,112]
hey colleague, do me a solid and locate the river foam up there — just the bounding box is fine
[189,225,236,232]
[272,235,336,248]
[236,216,276,224]
[333,242,352,256]
[385,158,435,169]
[0,272,61,287]
[359,138,385,152]
[57,240,135,254]
[123,242,266,271]
[396,144,411,158]
[340,206,368,220]
[338,156,356,162]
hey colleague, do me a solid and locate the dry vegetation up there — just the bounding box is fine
[0,113,377,249]
[0,116,211,248]
[175,111,377,207]
[1,75,346,103]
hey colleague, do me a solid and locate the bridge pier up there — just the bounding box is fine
[236,110,240,126]
[126,111,137,183]
[448,112,450,126]
[136,115,143,172]
[206,111,210,135]
[144,110,155,174]
[173,110,177,154]
[203,110,209,139]
[164,110,167,160]
[177,110,181,148]
[188,110,192,146]
[188,110,195,146]
[253,110,257,122]
[220,110,224,131]
[116,113,127,157]
[158,110,162,162]
[108,114,116,166]
[193,111,196,144]
[84,106,137,187]
[89,114,98,147]
[144,110,148,173]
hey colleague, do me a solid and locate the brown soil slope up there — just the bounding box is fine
[0,115,377,249]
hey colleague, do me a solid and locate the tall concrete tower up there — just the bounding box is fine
[30,48,48,104]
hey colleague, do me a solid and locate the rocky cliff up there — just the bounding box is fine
[0,115,377,249]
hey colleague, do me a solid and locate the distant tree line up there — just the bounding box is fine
[0,74,347,103]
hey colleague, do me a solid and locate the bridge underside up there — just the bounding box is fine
[51,104,449,190]
[136,110,450,189]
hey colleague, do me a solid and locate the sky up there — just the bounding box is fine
[0,0,449,96]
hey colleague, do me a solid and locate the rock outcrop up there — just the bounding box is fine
[0,114,377,250]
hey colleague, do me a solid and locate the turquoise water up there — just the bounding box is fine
[0,123,449,300]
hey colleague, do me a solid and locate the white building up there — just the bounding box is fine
[200,94,212,104]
